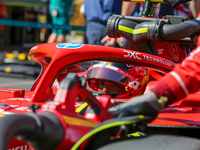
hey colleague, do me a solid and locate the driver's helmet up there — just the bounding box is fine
[86,61,150,98]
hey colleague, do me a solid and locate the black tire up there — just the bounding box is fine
[97,134,200,150]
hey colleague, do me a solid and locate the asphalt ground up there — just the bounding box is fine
[0,76,35,90]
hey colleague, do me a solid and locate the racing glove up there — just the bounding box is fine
[109,91,167,120]
[172,0,192,8]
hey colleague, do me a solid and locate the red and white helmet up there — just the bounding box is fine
[86,61,150,98]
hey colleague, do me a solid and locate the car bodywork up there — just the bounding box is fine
[0,42,199,149]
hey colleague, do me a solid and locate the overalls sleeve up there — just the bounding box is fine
[150,12,200,106]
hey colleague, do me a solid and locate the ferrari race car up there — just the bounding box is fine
[1,0,200,149]
[0,42,198,150]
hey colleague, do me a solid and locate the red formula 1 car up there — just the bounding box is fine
[1,0,200,149]
[0,41,197,150]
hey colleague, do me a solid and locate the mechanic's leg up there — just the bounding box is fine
[56,8,69,43]
[47,33,58,43]
[48,5,59,43]
[56,34,66,43]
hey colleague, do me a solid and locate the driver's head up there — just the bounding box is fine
[86,61,150,98]
[97,80,125,93]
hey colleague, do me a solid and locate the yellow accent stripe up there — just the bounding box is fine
[138,115,145,119]
[63,115,99,128]
[118,25,148,34]
[71,119,136,150]
[128,133,141,137]
[158,96,168,106]
[0,114,5,118]
[75,102,88,113]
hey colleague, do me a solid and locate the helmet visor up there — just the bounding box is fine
[86,66,139,93]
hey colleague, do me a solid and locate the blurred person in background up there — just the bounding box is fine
[84,0,123,46]
[47,0,73,43]
[159,2,192,19]
[104,1,192,48]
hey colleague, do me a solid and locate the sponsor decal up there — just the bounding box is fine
[56,43,84,49]
[158,48,164,55]
[124,50,174,67]
[143,55,173,67]
[124,50,142,59]
[8,145,31,150]
[168,43,179,61]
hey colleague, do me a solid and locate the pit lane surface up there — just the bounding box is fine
[0,76,34,90]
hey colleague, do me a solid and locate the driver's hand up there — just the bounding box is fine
[116,37,124,48]
[109,91,167,120]
[172,0,192,8]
